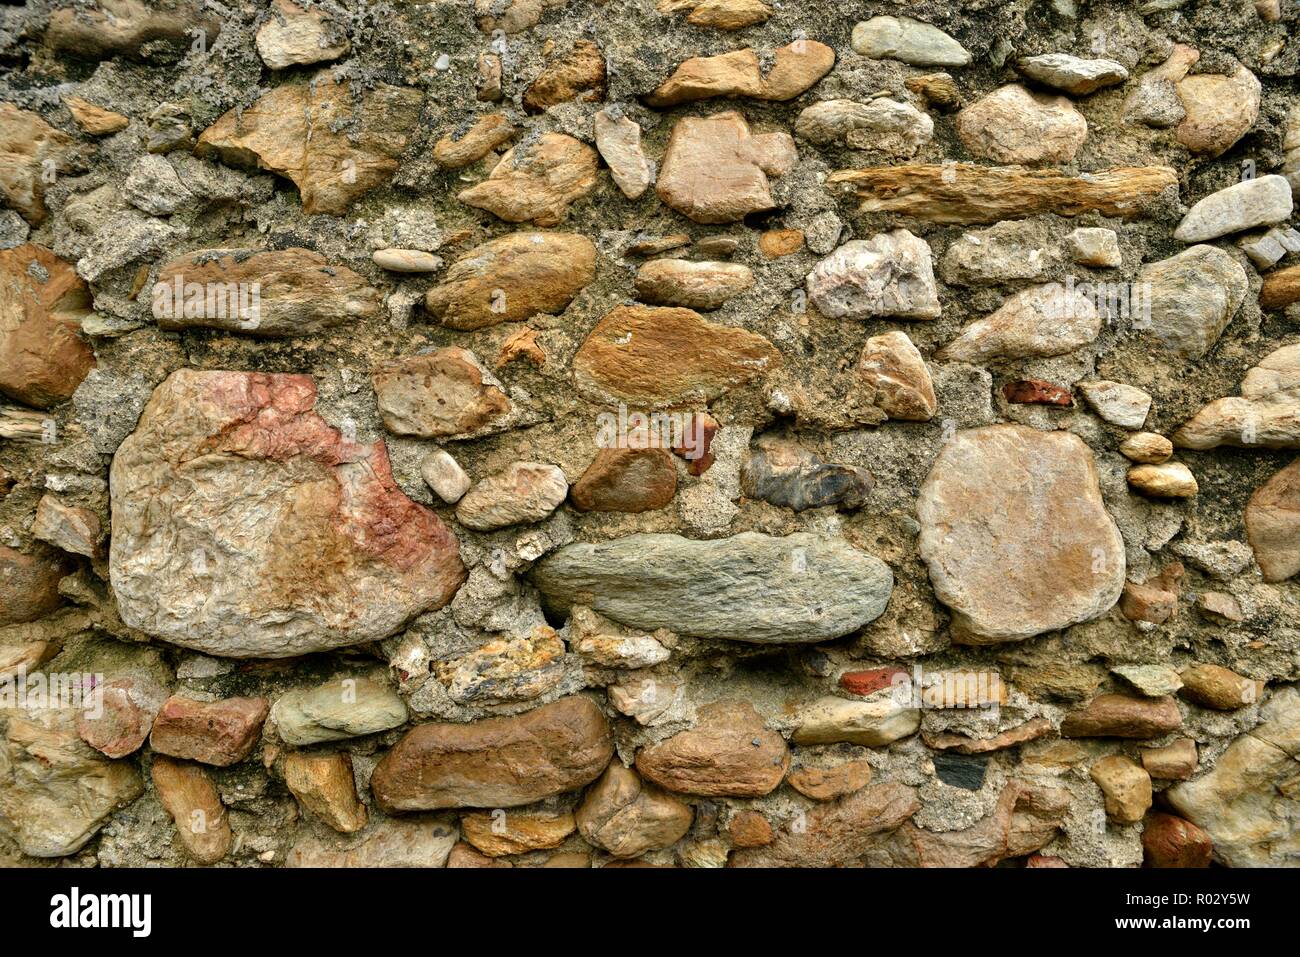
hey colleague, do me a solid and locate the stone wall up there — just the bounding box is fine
[0,0,1297,868]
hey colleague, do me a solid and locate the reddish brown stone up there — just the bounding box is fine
[922,717,1055,754]
[1060,694,1183,738]
[671,412,718,475]
[570,447,678,513]
[77,677,167,759]
[1179,663,1260,711]
[1002,379,1072,406]
[0,244,94,408]
[728,810,773,848]
[371,696,613,812]
[150,695,270,766]
[787,758,873,801]
[839,667,907,696]
[1142,812,1213,867]
[635,700,788,798]
[0,545,66,627]
[1120,562,1183,624]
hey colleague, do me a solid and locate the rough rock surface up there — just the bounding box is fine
[635,701,788,797]
[2,0,1298,875]
[371,696,613,811]
[196,72,422,215]
[109,371,465,657]
[917,425,1125,643]
[427,232,595,331]
[0,244,93,408]
[534,532,893,643]
[1167,687,1299,866]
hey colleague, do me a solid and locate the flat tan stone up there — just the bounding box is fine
[523,39,606,113]
[787,758,873,800]
[656,111,796,224]
[425,232,595,331]
[373,347,512,439]
[828,163,1178,225]
[284,751,367,833]
[152,248,380,337]
[572,304,780,406]
[917,424,1125,643]
[644,41,834,108]
[457,132,598,225]
[196,72,422,215]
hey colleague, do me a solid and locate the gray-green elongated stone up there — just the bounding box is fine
[270,678,408,746]
[532,532,892,643]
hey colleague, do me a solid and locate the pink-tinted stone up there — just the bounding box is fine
[150,695,270,766]
[109,371,466,658]
[77,677,168,758]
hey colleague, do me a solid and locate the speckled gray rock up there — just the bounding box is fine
[1015,54,1128,95]
[534,532,893,643]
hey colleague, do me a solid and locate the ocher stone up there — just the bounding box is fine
[656,112,796,224]
[426,232,595,331]
[644,41,834,108]
[370,696,613,811]
[1061,694,1183,738]
[635,701,788,797]
[0,244,94,408]
[457,132,598,226]
[461,808,576,856]
[151,756,231,864]
[576,763,693,857]
[196,72,422,215]
[573,304,779,406]
[284,751,367,833]
[152,248,380,337]
[828,164,1177,224]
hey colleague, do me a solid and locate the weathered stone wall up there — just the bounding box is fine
[0,0,1297,868]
